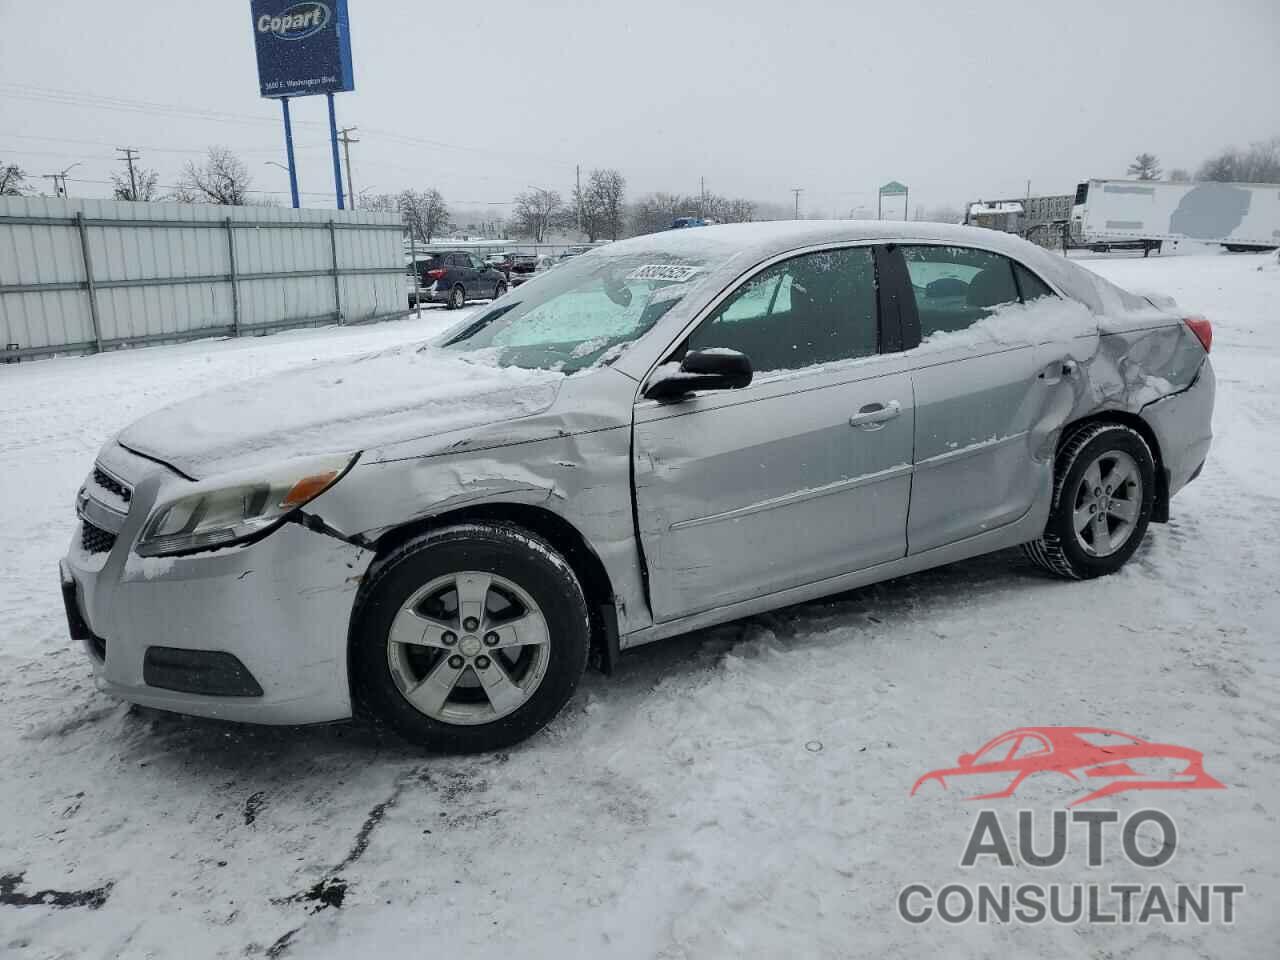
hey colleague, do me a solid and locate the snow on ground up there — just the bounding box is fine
[1,256,1278,958]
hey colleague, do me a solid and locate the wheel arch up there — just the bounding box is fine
[354,501,618,677]
[1057,411,1169,522]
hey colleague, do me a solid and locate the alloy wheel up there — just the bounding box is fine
[1070,450,1142,557]
[385,571,551,725]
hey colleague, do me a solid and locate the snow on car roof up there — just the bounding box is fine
[583,220,1110,312]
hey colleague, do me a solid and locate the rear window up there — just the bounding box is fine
[1013,262,1056,301]
[901,245,1021,338]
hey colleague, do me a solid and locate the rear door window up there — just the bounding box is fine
[900,245,1021,338]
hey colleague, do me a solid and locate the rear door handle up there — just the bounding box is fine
[849,400,901,429]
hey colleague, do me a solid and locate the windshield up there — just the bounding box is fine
[442,247,727,372]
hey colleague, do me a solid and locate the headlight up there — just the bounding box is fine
[135,453,358,557]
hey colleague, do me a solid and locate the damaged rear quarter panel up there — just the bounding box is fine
[301,371,653,635]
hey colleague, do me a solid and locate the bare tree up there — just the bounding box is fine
[573,169,626,241]
[111,166,161,202]
[1239,136,1280,182]
[628,190,760,236]
[1127,153,1162,180]
[1196,149,1241,183]
[1167,169,1191,183]
[704,193,755,224]
[176,147,253,205]
[511,188,563,243]
[1197,136,1280,184]
[399,189,452,241]
[1,160,29,196]
[360,192,399,214]
[628,192,690,235]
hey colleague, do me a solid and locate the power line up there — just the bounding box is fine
[5,132,325,156]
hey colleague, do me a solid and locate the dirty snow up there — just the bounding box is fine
[1,255,1278,958]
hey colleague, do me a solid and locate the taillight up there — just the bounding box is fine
[425,268,447,281]
[1184,316,1212,353]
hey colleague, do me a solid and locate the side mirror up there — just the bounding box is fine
[643,349,752,401]
[958,753,975,767]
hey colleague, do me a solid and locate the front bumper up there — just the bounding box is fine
[62,517,374,725]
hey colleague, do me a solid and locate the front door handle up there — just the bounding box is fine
[849,400,901,429]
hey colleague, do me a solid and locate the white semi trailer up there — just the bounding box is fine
[1070,179,1280,255]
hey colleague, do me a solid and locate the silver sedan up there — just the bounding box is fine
[61,222,1214,752]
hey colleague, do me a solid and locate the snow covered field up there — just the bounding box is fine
[1,253,1278,958]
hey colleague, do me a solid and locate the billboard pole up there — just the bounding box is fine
[280,97,300,209]
[327,92,345,210]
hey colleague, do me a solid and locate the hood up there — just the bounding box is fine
[118,344,565,478]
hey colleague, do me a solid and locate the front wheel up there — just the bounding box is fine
[351,523,591,752]
[1022,423,1155,580]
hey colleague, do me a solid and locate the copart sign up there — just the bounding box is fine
[250,0,354,99]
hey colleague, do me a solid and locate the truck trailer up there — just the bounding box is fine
[1071,179,1280,254]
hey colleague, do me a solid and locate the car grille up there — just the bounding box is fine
[81,521,117,555]
[93,466,132,503]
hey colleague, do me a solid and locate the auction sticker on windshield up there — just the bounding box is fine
[625,264,701,282]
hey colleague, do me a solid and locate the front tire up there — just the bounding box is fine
[1022,423,1155,580]
[351,523,591,753]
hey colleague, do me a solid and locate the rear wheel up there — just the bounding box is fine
[351,523,591,752]
[494,280,508,299]
[1022,423,1155,579]
[448,284,465,309]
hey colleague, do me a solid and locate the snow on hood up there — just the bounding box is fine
[118,344,564,478]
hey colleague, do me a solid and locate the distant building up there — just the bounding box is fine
[965,200,1024,232]
[965,194,1074,247]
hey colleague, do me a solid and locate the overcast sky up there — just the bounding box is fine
[2,0,1278,219]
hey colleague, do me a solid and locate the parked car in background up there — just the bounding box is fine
[508,253,541,286]
[485,253,514,277]
[62,222,1213,753]
[406,251,508,308]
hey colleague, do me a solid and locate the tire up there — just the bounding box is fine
[494,281,508,299]
[351,523,591,753]
[1022,422,1155,580]
[447,284,465,309]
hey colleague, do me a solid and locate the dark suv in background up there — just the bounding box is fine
[407,251,508,309]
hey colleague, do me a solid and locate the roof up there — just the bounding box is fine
[587,219,1108,312]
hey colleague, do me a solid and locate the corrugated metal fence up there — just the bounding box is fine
[0,197,407,360]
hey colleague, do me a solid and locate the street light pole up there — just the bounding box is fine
[42,162,82,199]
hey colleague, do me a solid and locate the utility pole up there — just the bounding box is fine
[700,176,706,218]
[338,126,359,209]
[116,146,140,199]
[575,164,582,231]
[791,188,803,219]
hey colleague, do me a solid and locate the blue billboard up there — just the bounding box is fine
[251,0,354,99]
